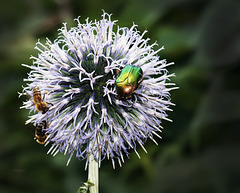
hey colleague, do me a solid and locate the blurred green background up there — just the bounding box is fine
[1,0,240,192]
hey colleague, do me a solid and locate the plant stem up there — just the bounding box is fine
[88,152,99,193]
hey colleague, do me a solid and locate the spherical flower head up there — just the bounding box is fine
[20,12,177,167]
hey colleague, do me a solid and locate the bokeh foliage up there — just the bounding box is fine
[1,0,240,193]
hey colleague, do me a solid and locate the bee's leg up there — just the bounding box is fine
[46,102,53,106]
[26,93,32,99]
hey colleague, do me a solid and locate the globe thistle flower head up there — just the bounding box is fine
[20,12,177,168]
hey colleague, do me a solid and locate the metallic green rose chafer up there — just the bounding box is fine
[115,65,143,99]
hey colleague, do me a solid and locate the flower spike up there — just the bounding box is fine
[20,12,177,168]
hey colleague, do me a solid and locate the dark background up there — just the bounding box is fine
[1,0,240,192]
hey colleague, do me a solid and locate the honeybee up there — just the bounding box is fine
[32,86,52,114]
[35,121,48,144]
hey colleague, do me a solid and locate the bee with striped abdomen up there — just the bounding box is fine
[32,86,52,114]
[35,120,48,144]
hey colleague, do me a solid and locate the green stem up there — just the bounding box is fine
[88,150,99,193]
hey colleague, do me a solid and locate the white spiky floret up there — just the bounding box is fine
[20,12,177,168]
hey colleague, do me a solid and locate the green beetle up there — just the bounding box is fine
[115,65,143,99]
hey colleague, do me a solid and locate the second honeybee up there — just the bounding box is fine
[35,121,48,144]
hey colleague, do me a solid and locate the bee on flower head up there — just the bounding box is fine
[35,120,48,144]
[32,86,52,114]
